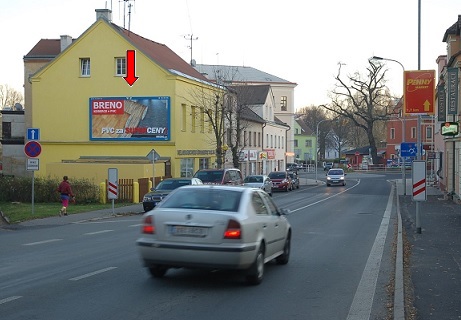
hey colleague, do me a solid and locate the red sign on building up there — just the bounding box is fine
[404,70,435,115]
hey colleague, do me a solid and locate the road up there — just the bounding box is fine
[0,171,399,320]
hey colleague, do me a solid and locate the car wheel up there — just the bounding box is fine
[148,265,168,278]
[343,182,346,186]
[246,244,265,285]
[276,232,291,265]
[327,183,330,187]
[296,184,299,189]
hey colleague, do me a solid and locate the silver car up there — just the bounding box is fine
[243,174,272,196]
[136,185,291,285]
[326,168,346,186]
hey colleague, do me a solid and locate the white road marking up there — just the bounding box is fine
[0,296,22,305]
[290,180,361,213]
[69,267,118,281]
[23,239,63,246]
[346,184,394,320]
[129,224,142,227]
[83,230,114,235]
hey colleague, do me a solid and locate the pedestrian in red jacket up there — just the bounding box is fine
[57,176,74,216]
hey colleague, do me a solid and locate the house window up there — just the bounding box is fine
[181,104,186,131]
[2,122,11,139]
[258,132,261,147]
[115,57,126,76]
[80,58,90,76]
[244,131,247,146]
[411,127,416,139]
[281,96,287,111]
[200,107,205,132]
[305,140,312,147]
[426,126,433,139]
[191,106,196,132]
[249,131,252,146]
[294,140,298,147]
[254,132,257,147]
[390,128,395,140]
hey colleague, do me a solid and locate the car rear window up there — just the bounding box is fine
[160,188,242,212]
[156,180,191,190]
[268,172,286,179]
[194,170,224,183]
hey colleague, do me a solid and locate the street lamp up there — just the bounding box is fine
[315,119,330,182]
[370,56,407,195]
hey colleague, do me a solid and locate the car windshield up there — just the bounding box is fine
[268,172,286,179]
[156,180,191,191]
[160,188,242,212]
[244,176,263,183]
[328,170,344,175]
[194,170,223,183]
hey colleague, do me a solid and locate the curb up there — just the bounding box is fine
[394,185,404,320]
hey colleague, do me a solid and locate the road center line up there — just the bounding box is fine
[23,239,63,246]
[83,230,114,235]
[69,267,117,281]
[0,296,22,305]
[289,180,361,213]
[346,184,394,320]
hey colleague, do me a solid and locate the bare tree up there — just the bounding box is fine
[324,60,393,164]
[0,84,23,109]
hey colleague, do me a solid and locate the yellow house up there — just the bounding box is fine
[25,9,219,183]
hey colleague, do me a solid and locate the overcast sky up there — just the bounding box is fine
[1,0,459,110]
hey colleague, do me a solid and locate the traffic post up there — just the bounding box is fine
[412,160,427,234]
[108,168,118,214]
[24,130,41,215]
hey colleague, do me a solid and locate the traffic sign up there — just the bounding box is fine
[27,128,40,141]
[404,70,435,115]
[108,168,118,200]
[27,158,40,171]
[400,142,417,157]
[412,160,427,201]
[24,141,42,158]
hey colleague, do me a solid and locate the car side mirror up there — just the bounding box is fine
[279,208,290,216]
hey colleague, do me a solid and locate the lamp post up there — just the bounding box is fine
[370,56,407,195]
[315,119,329,182]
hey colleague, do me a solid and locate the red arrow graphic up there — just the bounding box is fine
[124,50,139,86]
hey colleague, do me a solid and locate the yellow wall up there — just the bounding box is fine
[30,19,218,180]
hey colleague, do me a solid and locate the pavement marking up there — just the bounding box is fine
[69,267,118,281]
[289,180,361,214]
[83,230,114,235]
[0,296,22,305]
[346,184,394,320]
[129,224,143,227]
[23,239,63,246]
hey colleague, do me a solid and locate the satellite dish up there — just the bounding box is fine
[14,103,23,111]
[191,59,196,67]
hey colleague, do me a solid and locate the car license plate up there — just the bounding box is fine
[169,225,207,237]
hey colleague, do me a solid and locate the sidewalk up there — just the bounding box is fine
[397,180,461,320]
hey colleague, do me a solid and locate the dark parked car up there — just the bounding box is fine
[142,177,203,211]
[286,163,298,173]
[268,171,292,192]
[288,172,299,189]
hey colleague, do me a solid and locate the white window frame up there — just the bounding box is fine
[115,57,126,76]
[80,58,90,77]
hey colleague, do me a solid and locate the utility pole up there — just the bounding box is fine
[184,34,198,65]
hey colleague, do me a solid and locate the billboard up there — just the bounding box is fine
[89,96,170,141]
[404,70,435,115]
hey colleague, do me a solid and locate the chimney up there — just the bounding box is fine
[60,35,72,52]
[95,9,112,22]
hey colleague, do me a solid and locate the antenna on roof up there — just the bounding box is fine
[184,34,198,65]
[120,0,135,30]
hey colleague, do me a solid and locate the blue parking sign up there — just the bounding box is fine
[27,128,40,141]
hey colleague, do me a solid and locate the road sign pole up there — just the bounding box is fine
[31,172,35,215]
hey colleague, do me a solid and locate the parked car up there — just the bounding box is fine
[268,171,292,192]
[326,168,346,186]
[244,174,272,196]
[286,163,298,173]
[323,162,334,171]
[288,172,299,189]
[142,177,203,212]
[137,185,291,285]
[193,168,243,185]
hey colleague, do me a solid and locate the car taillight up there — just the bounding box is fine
[142,215,155,234]
[224,219,241,239]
